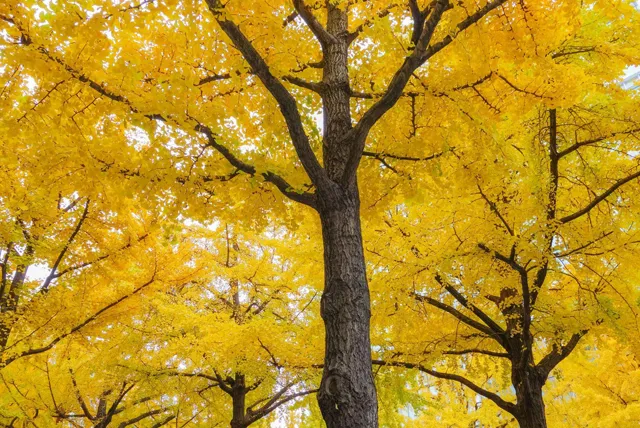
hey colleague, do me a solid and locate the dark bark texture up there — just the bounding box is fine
[317,184,377,427]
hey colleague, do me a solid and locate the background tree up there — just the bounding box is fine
[369,95,640,426]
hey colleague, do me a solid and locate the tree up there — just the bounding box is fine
[2,0,640,426]
[0,1,518,424]
[0,110,178,369]
[369,99,640,426]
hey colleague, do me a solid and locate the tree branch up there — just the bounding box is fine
[292,0,336,47]
[118,408,168,428]
[53,233,150,279]
[282,75,326,94]
[536,330,587,381]
[13,19,317,208]
[477,184,514,236]
[69,369,94,421]
[413,292,507,349]
[444,349,509,358]
[559,170,640,223]
[435,276,507,340]
[41,199,90,292]
[558,127,640,158]
[372,359,518,415]
[1,274,157,369]
[347,3,400,43]
[247,388,317,424]
[150,415,176,428]
[343,0,506,183]
[205,0,328,188]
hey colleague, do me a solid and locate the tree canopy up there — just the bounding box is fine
[1,0,640,427]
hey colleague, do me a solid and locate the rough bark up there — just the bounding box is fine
[306,3,378,426]
[316,184,377,428]
[230,373,246,428]
[513,369,547,428]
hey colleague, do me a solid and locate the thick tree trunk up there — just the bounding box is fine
[513,367,547,428]
[316,184,378,427]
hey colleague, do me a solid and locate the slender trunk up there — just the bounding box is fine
[316,184,377,427]
[0,260,31,350]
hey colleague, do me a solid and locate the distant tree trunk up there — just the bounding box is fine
[0,260,30,350]
[230,373,246,428]
[316,183,377,427]
[510,322,547,428]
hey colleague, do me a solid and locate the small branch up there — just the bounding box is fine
[347,3,400,43]
[118,408,168,428]
[150,415,176,428]
[53,233,150,279]
[292,0,337,47]
[558,127,640,158]
[41,199,90,292]
[2,273,157,368]
[536,330,587,380]
[477,184,514,236]
[282,75,325,94]
[559,170,640,223]
[372,359,518,415]
[413,292,507,349]
[362,149,446,162]
[444,349,509,358]
[435,276,507,341]
[195,72,233,86]
[248,388,317,424]
[555,231,614,258]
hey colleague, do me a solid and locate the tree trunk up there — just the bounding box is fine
[513,367,547,428]
[0,262,30,350]
[230,373,246,428]
[316,184,378,427]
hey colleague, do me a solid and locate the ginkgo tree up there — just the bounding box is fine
[366,83,640,426]
[0,223,324,428]
[0,115,171,370]
[1,0,640,427]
